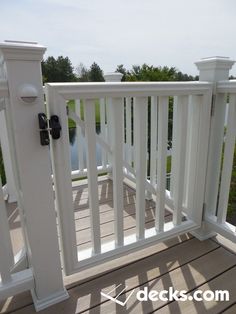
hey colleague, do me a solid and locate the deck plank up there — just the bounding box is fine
[90,247,236,314]
[8,238,220,314]
[221,303,236,314]
[2,179,236,314]
[0,234,192,314]
[156,266,236,314]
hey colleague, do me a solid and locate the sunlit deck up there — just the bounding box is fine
[1,178,236,314]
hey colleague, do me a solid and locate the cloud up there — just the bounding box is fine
[0,0,236,75]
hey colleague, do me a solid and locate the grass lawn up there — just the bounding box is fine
[227,144,236,219]
[166,155,171,173]
[67,99,101,128]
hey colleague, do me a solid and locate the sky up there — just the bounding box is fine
[1,0,236,76]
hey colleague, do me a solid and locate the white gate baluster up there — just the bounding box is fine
[84,99,101,254]
[172,96,188,225]
[75,99,85,171]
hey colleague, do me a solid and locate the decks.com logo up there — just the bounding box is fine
[101,285,229,306]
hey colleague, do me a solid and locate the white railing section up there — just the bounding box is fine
[0,40,235,311]
[0,176,33,301]
[204,80,236,241]
[45,81,212,274]
[0,75,33,301]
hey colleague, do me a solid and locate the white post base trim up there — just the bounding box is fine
[2,184,8,201]
[31,289,69,312]
[190,222,217,241]
[2,184,18,203]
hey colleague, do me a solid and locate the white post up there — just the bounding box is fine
[104,72,123,179]
[192,57,235,240]
[0,41,68,311]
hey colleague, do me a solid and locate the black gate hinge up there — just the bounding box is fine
[38,113,62,146]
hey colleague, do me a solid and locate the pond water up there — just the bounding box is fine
[69,126,102,171]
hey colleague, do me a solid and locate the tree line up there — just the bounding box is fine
[42,55,199,83]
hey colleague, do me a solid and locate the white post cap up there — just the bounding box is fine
[0,40,46,61]
[195,56,235,81]
[104,72,123,82]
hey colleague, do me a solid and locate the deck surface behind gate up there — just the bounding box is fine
[1,178,236,314]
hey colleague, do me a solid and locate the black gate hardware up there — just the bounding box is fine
[38,113,62,146]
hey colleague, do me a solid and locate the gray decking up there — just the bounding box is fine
[1,178,236,314]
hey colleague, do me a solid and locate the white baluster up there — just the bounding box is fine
[110,98,124,246]
[156,96,169,232]
[172,96,188,225]
[75,99,85,171]
[84,99,101,254]
[150,96,158,187]
[100,97,107,169]
[134,97,148,239]
[125,97,132,167]
[104,73,123,179]
[170,96,177,198]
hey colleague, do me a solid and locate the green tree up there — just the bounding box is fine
[89,62,104,82]
[42,56,77,83]
[124,64,178,81]
[116,65,127,81]
[76,63,89,82]
[117,63,198,82]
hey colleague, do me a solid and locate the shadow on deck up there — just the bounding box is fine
[1,178,236,314]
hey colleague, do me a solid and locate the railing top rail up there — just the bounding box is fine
[217,79,236,93]
[46,81,212,100]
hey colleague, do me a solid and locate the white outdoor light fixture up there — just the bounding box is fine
[17,84,38,103]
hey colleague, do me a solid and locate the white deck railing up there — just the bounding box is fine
[204,80,236,242]
[0,160,34,302]
[45,81,212,274]
[0,41,235,311]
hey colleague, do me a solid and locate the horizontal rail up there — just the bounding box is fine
[217,80,236,93]
[46,81,212,100]
[0,269,34,301]
[71,165,111,180]
[74,220,197,272]
[68,110,112,154]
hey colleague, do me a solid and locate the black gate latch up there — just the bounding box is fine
[38,113,62,146]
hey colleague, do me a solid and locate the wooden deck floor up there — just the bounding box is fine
[1,178,236,314]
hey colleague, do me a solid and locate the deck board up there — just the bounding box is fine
[1,178,236,314]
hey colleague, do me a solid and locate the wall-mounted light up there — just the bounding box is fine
[17,84,38,103]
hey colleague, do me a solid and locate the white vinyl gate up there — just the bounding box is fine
[0,41,235,311]
[45,82,212,275]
